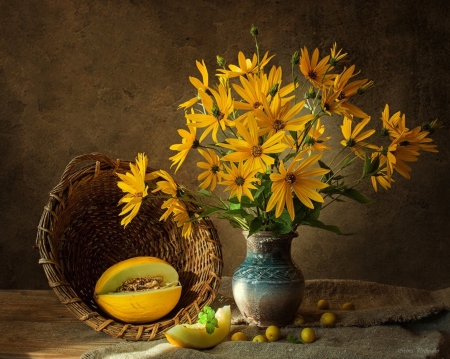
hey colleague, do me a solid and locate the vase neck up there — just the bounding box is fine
[244,231,296,262]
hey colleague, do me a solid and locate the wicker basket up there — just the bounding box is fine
[36,153,223,341]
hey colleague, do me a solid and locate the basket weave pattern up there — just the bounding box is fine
[36,153,223,341]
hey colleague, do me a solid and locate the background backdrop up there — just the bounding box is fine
[1,0,449,290]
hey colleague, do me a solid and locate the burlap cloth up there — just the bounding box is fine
[81,277,450,359]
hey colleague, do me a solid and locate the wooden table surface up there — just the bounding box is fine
[0,290,120,359]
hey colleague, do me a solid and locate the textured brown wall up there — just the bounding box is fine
[1,0,449,290]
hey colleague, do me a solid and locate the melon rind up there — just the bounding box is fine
[165,305,231,349]
[94,256,182,324]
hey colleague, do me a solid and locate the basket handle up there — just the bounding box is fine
[51,153,120,194]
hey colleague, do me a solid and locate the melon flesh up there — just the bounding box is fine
[165,305,231,349]
[94,256,182,324]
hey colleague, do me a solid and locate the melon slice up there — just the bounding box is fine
[165,305,231,349]
[94,256,182,324]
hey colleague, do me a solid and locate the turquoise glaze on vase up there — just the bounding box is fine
[232,231,305,327]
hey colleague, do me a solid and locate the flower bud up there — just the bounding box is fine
[268,83,279,97]
[421,119,443,134]
[250,25,259,37]
[304,86,316,99]
[291,51,300,65]
[216,55,226,68]
[357,80,374,95]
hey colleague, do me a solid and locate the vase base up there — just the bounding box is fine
[232,279,304,328]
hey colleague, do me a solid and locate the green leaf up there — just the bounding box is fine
[321,184,347,195]
[341,188,372,204]
[228,201,241,210]
[309,202,322,220]
[248,217,265,236]
[342,156,353,168]
[224,209,249,217]
[302,218,354,236]
[228,196,240,204]
[227,196,255,208]
[197,306,219,335]
[252,185,266,200]
[287,334,303,344]
[197,189,212,196]
[197,207,222,218]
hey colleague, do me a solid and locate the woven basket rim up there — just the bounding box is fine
[36,152,223,341]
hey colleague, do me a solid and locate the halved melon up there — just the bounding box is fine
[165,305,231,349]
[94,256,182,324]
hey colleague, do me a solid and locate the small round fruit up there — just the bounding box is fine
[252,334,268,343]
[301,328,316,343]
[265,325,281,342]
[320,312,337,327]
[293,315,305,325]
[231,331,247,341]
[317,299,330,310]
[341,302,356,310]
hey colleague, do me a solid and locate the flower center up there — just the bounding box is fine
[134,191,143,198]
[192,139,200,148]
[400,140,410,146]
[285,173,296,184]
[253,101,263,109]
[250,145,262,157]
[338,91,346,100]
[211,165,220,173]
[235,176,245,186]
[308,70,318,80]
[304,135,316,146]
[273,119,285,131]
[212,102,224,121]
[346,138,356,147]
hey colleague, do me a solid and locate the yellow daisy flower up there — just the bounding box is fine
[117,153,149,227]
[333,65,370,118]
[299,47,334,88]
[266,151,330,220]
[301,119,331,154]
[197,148,223,191]
[329,43,347,65]
[233,73,267,111]
[169,123,200,172]
[172,202,194,238]
[220,114,288,173]
[265,65,296,103]
[388,114,438,153]
[380,104,401,136]
[220,161,259,202]
[421,119,443,135]
[218,51,275,78]
[186,84,234,142]
[391,144,419,179]
[387,133,422,180]
[374,143,398,184]
[255,95,315,139]
[340,116,376,158]
[178,60,209,109]
[159,197,182,221]
[370,154,392,192]
[151,169,179,197]
[320,86,346,117]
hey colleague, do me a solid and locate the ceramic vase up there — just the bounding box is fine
[232,231,305,327]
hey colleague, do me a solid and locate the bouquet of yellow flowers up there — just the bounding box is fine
[117,26,441,238]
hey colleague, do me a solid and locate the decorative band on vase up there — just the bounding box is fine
[233,266,304,282]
